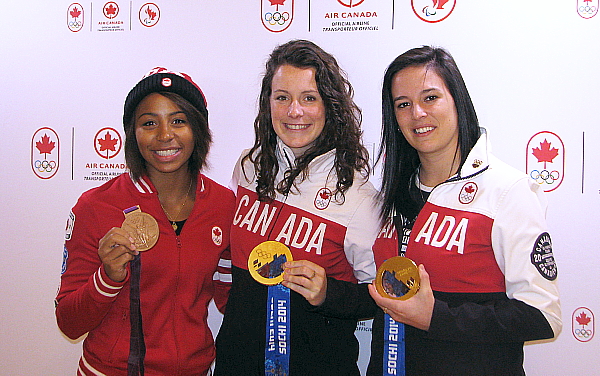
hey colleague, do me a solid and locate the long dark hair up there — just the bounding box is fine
[244,39,369,202]
[377,46,480,221]
[124,92,212,182]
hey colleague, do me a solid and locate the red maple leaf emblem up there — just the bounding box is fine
[269,0,286,6]
[465,184,475,194]
[531,139,559,169]
[213,228,222,237]
[98,131,118,155]
[145,6,156,20]
[70,6,81,19]
[576,312,592,327]
[106,4,117,16]
[36,134,55,158]
[319,190,330,200]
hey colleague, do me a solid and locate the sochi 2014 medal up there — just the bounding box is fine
[121,206,159,252]
[375,256,420,300]
[248,241,294,285]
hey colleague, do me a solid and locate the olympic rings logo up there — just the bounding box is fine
[530,169,560,185]
[575,328,593,337]
[34,160,57,173]
[69,20,82,27]
[264,12,290,25]
[579,5,597,14]
[256,249,272,259]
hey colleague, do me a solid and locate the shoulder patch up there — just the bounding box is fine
[65,211,75,241]
[531,232,557,280]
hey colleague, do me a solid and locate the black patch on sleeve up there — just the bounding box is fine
[531,232,557,281]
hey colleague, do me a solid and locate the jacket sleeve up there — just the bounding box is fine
[212,247,232,314]
[310,183,381,320]
[54,195,128,340]
[427,177,561,343]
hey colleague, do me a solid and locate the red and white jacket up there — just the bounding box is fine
[215,139,380,375]
[368,130,561,375]
[55,173,235,376]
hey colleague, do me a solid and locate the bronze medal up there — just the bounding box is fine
[375,256,420,300]
[121,206,159,251]
[248,241,293,285]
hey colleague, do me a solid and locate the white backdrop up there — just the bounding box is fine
[1,1,598,375]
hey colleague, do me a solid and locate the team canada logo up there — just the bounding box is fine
[212,226,223,246]
[411,0,456,23]
[314,187,332,210]
[94,127,122,159]
[67,3,84,32]
[139,3,160,27]
[31,127,60,179]
[573,307,594,342]
[577,0,598,19]
[526,131,564,192]
[458,182,477,204]
[261,0,293,32]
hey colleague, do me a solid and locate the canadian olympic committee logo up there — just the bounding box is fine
[139,3,160,27]
[94,127,122,159]
[67,3,84,32]
[577,0,598,19]
[261,0,293,32]
[526,131,564,192]
[572,307,594,342]
[412,0,456,23]
[31,127,60,179]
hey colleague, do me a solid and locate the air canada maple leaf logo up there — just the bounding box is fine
[103,2,119,19]
[94,127,122,159]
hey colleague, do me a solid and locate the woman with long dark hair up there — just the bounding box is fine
[368,46,561,375]
[215,40,380,375]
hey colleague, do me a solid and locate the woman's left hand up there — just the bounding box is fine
[368,264,435,331]
[282,260,327,306]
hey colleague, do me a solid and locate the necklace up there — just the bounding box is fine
[160,178,193,232]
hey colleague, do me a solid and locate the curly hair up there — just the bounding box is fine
[244,39,369,202]
[124,91,212,182]
[377,46,480,222]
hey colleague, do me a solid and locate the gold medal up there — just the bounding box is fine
[121,206,159,252]
[375,256,420,300]
[248,241,293,285]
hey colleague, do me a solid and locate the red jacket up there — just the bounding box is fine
[55,173,235,375]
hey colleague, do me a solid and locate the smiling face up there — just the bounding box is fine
[392,65,459,162]
[134,93,195,178]
[270,64,326,155]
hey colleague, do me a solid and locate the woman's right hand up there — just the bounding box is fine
[98,227,138,283]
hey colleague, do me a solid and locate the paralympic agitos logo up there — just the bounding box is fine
[261,0,293,32]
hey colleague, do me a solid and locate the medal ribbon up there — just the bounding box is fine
[127,253,146,376]
[264,284,290,376]
[383,313,405,376]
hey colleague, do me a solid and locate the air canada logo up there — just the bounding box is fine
[139,3,160,27]
[526,131,564,192]
[458,182,477,204]
[338,0,365,6]
[103,2,119,19]
[314,187,332,210]
[577,0,598,19]
[573,307,594,342]
[261,0,293,32]
[67,3,84,32]
[94,127,122,159]
[32,127,60,179]
[412,0,456,23]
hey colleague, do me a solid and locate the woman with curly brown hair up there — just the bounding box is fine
[215,39,380,376]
